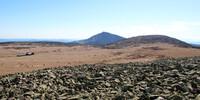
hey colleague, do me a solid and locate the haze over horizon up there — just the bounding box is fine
[0,0,200,43]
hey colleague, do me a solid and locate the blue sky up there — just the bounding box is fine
[0,0,199,42]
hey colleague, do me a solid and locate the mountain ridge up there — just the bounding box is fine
[106,35,193,48]
[0,33,196,48]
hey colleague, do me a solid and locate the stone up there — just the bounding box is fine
[149,95,164,100]
[169,94,184,100]
[114,95,126,100]
[105,82,111,87]
[173,82,189,92]
[0,85,4,92]
[0,57,200,99]
[48,72,56,78]
[195,94,200,100]
[40,84,47,90]
[114,78,120,83]
[155,96,165,100]
[110,91,118,94]
[122,84,133,92]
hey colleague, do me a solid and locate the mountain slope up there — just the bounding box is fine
[106,35,193,48]
[77,32,125,46]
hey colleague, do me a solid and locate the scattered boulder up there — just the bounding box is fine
[16,52,34,57]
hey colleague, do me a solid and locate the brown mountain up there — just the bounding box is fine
[106,35,193,48]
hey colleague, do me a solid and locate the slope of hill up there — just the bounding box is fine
[76,32,125,46]
[106,35,193,48]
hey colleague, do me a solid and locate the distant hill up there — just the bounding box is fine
[191,44,200,48]
[75,32,125,46]
[0,41,80,46]
[106,35,193,48]
[0,39,74,43]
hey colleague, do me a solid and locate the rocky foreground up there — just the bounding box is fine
[0,57,200,100]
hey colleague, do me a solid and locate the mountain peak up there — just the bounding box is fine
[91,32,117,37]
[77,32,125,46]
[99,31,111,35]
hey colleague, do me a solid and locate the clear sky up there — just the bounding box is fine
[0,0,199,42]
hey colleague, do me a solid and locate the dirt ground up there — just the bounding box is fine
[0,43,200,75]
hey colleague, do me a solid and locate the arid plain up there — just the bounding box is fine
[0,43,200,75]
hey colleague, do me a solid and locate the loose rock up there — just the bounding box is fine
[0,57,200,99]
